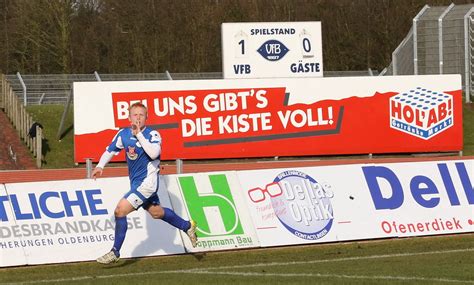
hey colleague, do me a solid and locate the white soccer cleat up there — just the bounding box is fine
[96,250,119,264]
[186,220,198,248]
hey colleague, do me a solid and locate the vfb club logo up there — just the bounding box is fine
[257,40,289,61]
[390,87,454,139]
[248,170,334,240]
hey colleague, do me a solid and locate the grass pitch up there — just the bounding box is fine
[1,234,473,285]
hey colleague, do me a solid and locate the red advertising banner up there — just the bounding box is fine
[73,76,463,162]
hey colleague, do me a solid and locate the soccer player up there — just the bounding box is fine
[93,102,197,264]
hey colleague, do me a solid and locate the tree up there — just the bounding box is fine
[1,0,473,74]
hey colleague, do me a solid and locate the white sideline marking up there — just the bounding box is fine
[2,248,473,285]
[183,271,474,284]
[187,247,474,271]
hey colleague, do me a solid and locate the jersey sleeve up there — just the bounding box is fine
[136,129,161,160]
[106,129,125,153]
[149,130,162,144]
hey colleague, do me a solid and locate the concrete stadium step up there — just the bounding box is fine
[0,110,36,170]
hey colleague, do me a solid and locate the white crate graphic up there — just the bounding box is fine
[389,87,453,139]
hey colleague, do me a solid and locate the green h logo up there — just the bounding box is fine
[178,174,244,237]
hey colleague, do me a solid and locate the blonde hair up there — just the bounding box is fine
[128,102,148,117]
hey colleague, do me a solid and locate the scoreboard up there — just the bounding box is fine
[222,22,323,79]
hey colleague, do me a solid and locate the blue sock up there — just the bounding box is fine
[112,216,128,257]
[162,207,190,231]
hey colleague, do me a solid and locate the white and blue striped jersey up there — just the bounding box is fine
[107,127,162,194]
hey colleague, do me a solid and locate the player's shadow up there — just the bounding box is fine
[102,208,180,269]
[130,213,180,256]
[129,190,198,261]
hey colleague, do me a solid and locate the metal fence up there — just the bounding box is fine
[3,70,376,106]
[386,3,474,103]
[3,72,223,105]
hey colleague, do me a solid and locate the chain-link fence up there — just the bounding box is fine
[386,4,474,103]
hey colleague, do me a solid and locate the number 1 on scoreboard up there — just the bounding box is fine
[234,30,248,58]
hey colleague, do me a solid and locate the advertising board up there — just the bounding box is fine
[74,75,462,163]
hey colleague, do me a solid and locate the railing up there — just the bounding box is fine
[4,70,378,106]
[1,74,42,168]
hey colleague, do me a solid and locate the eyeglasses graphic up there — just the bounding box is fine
[248,182,283,203]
